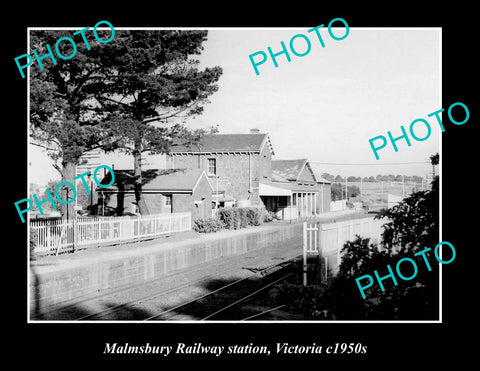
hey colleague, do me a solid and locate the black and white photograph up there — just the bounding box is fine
[7,3,475,366]
[26,25,442,323]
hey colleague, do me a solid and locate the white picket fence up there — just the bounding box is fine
[303,217,385,282]
[30,212,192,256]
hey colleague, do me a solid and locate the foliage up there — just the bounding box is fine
[238,208,248,229]
[29,30,118,164]
[263,210,279,222]
[30,30,223,216]
[267,281,338,319]
[30,229,38,260]
[217,207,264,230]
[192,217,225,233]
[326,235,438,320]
[233,208,242,229]
[246,207,263,226]
[376,177,439,254]
[331,183,344,201]
[217,208,235,229]
[331,183,360,201]
[321,173,424,184]
[29,30,121,218]
[194,207,263,233]
[270,173,440,320]
[91,30,223,215]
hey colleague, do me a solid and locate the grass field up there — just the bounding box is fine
[344,181,429,209]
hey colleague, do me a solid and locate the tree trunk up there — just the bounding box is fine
[60,161,76,220]
[133,146,149,215]
[116,175,125,216]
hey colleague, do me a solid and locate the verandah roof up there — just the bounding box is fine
[259,181,319,196]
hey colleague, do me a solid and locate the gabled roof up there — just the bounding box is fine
[272,159,331,184]
[98,168,213,193]
[272,159,309,182]
[170,133,274,155]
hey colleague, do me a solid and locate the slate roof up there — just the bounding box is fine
[271,159,308,182]
[272,159,331,184]
[98,168,211,193]
[170,133,274,155]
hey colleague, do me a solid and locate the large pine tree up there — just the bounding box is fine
[30,29,119,219]
[91,30,222,215]
[30,29,222,216]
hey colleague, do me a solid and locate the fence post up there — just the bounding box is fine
[336,221,342,275]
[97,219,101,248]
[73,217,77,253]
[55,221,67,256]
[46,223,51,250]
[316,222,321,284]
[303,221,307,286]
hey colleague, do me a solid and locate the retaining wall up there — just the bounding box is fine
[30,223,303,313]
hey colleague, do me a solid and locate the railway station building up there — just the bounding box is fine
[96,168,214,219]
[167,129,331,219]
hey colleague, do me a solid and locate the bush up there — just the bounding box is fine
[217,208,235,229]
[263,210,278,222]
[30,229,38,260]
[217,206,264,230]
[267,282,333,319]
[246,207,263,226]
[238,207,248,229]
[193,217,225,233]
[232,208,241,229]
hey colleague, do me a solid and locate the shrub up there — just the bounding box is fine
[246,207,263,226]
[217,207,235,229]
[238,207,248,229]
[267,282,332,319]
[217,206,264,229]
[264,210,278,222]
[30,229,38,260]
[193,217,225,233]
[233,208,242,229]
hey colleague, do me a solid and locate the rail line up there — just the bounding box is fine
[32,254,255,320]
[76,264,246,320]
[34,252,301,321]
[83,258,296,321]
[145,265,296,321]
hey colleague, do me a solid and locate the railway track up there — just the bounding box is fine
[34,251,301,321]
[145,264,296,321]
[31,257,245,320]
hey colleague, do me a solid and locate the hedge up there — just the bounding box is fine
[193,217,225,233]
[217,207,235,229]
[193,207,266,234]
[217,206,264,230]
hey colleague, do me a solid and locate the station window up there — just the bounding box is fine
[208,158,216,175]
[164,194,172,207]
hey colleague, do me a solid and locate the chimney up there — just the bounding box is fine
[250,128,260,134]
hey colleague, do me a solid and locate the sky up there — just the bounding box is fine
[29,27,441,187]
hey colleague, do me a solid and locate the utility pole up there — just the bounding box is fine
[216,175,219,211]
[345,176,348,201]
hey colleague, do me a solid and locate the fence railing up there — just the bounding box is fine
[303,217,385,282]
[30,212,192,256]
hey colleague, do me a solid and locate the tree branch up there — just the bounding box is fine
[30,141,59,152]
